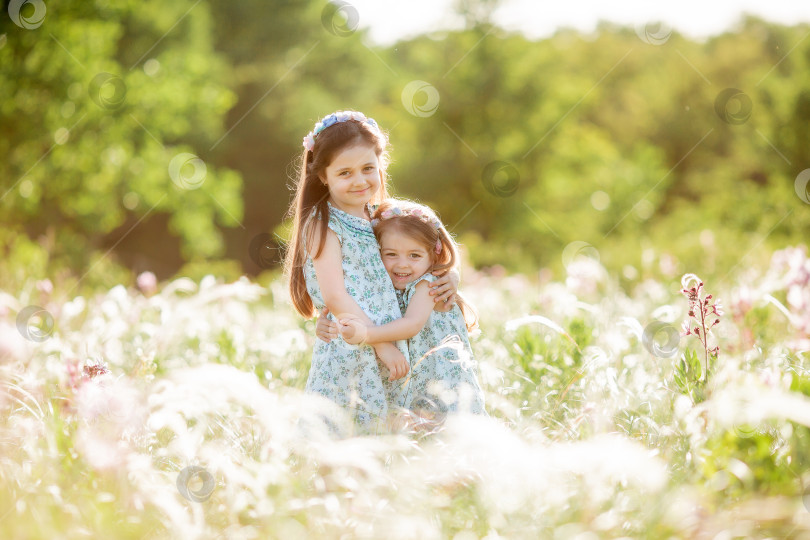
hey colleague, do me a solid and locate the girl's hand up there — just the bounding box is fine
[315,307,339,343]
[430,267,460,307]
[337,314,368,345]
[374,343,409,381]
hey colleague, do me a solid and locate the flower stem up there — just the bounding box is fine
[700,302,708,382]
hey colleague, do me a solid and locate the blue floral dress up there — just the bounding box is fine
[303,202,409,431]
[392,273,487,415]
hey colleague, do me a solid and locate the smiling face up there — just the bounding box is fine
[379,228,434,290]
[320,143,382,217]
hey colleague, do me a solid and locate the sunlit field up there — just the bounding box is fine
[4,0,810,537]
[1,246,808,539]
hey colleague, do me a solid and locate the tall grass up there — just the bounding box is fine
[1,247,809,539]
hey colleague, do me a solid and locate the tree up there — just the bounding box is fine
[0,0,242,286]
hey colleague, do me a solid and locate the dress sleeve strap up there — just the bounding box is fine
[302,206,344,247]
[325,209,346,245]
[404,273,436,302]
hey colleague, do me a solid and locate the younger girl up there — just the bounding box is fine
[283,110,458,431]
[337,199,487,416]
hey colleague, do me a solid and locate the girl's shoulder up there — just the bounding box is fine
[406,273,436,293]
[302,206,337,247]
[418,272,437,284]
[305,204,357,247]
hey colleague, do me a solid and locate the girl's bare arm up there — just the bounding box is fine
[340,281,433,345]
[310,228,408,380]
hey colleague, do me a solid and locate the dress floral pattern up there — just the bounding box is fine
[303,202,409,431]
[392,273,487,415]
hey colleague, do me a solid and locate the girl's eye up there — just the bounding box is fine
[338,171,350,176]
[363,166,375,172]
[410,254,422,259]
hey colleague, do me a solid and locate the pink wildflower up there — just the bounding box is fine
[680,274,722,381]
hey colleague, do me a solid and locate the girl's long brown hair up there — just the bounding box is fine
[372,199,478,332]
[284,114,391,318]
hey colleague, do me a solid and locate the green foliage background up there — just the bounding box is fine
[1,0,808,294]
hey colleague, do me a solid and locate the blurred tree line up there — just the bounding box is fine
[1,0,808,294]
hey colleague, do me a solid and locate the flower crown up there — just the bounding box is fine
[302,110,380,151]
[371,205,442,229]
[371,205,444,254]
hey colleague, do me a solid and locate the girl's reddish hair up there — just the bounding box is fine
[372,199,478,331]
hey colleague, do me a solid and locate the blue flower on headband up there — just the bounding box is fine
[321,114,338,129]
[377,204,443,229]
[302,110,381,151]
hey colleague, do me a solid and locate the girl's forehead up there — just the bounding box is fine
[328,144,378,168]
[379,229,428,251]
